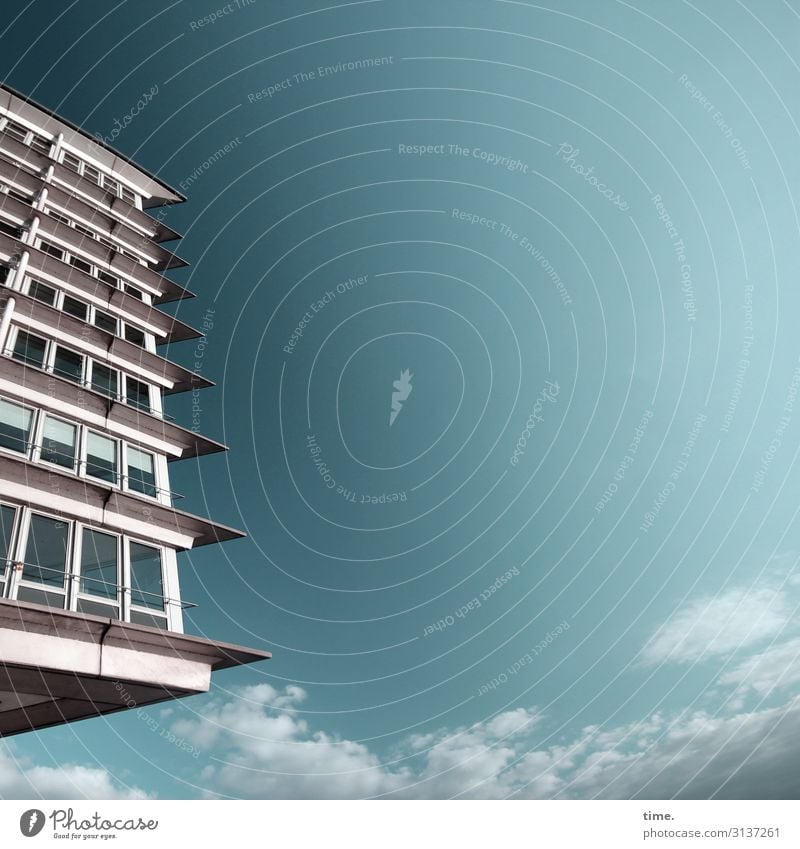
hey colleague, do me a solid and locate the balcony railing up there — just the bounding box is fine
[2,558,197,616]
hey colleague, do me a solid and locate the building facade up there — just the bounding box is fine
[0,84,268,735]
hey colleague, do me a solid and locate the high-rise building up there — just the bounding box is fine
[0,84,269,736]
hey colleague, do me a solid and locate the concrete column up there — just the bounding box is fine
[0,296,16,352]
[51,132,63,162]
[25,215,39,245]
[9,250,29,292]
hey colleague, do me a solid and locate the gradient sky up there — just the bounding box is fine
[2,0,800,799]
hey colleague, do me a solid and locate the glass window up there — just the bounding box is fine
[23,513,68,587]
[0,397,32,453]
[97,270,117,286]
[129,542,163,610]
[83,164,100,184]
[124,324,145,347]
[90,363,118,398]
[11,330,47,368]
[0,220,23,239]
[69,255,92,275]
[40,416,77,469]
[103,176,119,195]
[62,295,88,320]
[120,187,137,205]
[52,346,83,383]
[127,447,156,497]
[0,503,16,567]
[29,135,51,156]
[0,504,15,555]
[38,241,64,260]
[125,377,150,411]
[93,310,117,334]
[0,503,14,595]
[4,121,29,143]
[74,223,94,238]
[28,279,57,306]
[85,432,117,484]
[79,529,118,598]
[48,210,71,225]
[124,284,144,300]
[61,152,81,171]
[0,264,9,285]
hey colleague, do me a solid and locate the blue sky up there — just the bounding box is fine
[2,0,800,799]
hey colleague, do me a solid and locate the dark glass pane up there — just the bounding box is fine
[94,310,117,334]
[90,364,118,398]
[4,121,28,142]
[97,270,117,286]
[124,284,144,300]
[77,598,119,618]
[29,136,51,155]
[48,210,70,225]
[38,241,64,260]
[0,504,16,563]
[69,255,92,274]
[129,610,167,629]
[28,279,57,305]
[40,416,76,468]
[85,432,117,483]
[62,295,87,320]
[11,330,47,367]
[53,346,83,383]
[0,220,23,239]
[125,377,150,411]
[23,513,68,586]
[80,528,118,598]
[61,152,80,171]
[0,398,32,452]
[130,542,163,610]
[17,586,66,607]
[126,447,156,497]
[124,325,145,347]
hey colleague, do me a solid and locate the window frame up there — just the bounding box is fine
[0,501,19,598]
[35,412,79,473]
[83,428,120,486]
[16,507,72,600]
[0,395,36,458]
[72,525,122,616]
[125,537,167,618]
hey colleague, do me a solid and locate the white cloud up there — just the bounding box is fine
[718,637,800,700]
[171,683,800,800]
[0,747,149,799]
[640,580,796,666]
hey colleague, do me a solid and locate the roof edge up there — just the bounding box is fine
[0,81,187,204]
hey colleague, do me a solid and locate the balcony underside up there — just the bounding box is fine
[0,598,270,736]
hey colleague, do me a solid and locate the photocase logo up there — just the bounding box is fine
[389,368,413,426]
[19,810,45,837]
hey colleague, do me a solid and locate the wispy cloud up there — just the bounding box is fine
[640,575,797,667]
[719,637,800,701]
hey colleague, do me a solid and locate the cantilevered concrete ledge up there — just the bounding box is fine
[0,599,270,737]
